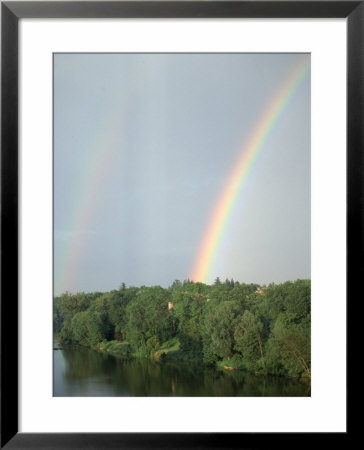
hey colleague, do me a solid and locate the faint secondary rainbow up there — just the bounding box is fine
[56,63,139,295]
[190,57,310,283]
[56,59,160,294]
[56,122,120,294]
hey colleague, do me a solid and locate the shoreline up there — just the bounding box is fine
[87,339,310,381]
[55,335,310,381]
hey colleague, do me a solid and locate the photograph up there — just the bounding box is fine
[53,52,311,397]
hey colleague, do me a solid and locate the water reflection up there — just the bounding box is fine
[53,347,310,397]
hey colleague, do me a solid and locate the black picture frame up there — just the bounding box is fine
[1,1,357,448]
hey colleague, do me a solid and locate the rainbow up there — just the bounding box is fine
[56,121,120,294]
[190,57,310,283]
[56,66,133,295]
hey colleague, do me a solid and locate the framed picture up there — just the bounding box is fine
[1,1,356,447]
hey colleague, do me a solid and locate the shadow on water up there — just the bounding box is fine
[54,347,310,397]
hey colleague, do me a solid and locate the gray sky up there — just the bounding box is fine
[54,53,310,295]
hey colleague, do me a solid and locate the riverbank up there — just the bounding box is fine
[92,338,310,379]
[94,338,185,361]
[94,339,251,373]
[54,344,310,396]
[94,338,205,366]
[55,280,311,379]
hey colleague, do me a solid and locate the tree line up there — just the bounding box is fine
[54,278,310,378]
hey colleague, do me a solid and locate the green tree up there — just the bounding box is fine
[53,297,63,334]
[202,301,239,361]
[70,310,108,347]
[109,288,137,340]
[125,286,172,352]
[271,313,311,377]
[234,310,265,372]
[58,292,90,344]
[146,335,160,356]
[213,277,221,286]
[172,284,207,359]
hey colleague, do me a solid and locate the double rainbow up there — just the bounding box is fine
[190,57,310,283]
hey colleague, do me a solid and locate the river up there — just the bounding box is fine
[53,346,310,397]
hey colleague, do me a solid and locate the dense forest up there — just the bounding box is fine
[54,278,310,378]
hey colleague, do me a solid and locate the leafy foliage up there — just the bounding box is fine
[54,279,311,377]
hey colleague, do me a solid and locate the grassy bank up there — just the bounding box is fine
[95,340,131,357]
[94,338,181,360]
[216,357,247,371]
[94,337,203,364]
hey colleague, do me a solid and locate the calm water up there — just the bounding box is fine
[53,346,310,397]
